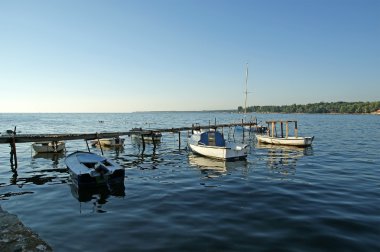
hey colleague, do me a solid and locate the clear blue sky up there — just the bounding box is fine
[0,0,379,112]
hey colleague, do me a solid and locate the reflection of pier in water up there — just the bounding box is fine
[8,152,69,187]
[256,143,313,175]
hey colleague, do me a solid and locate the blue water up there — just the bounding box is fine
[0,112,379,252]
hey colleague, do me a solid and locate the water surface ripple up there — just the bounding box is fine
[0,113,379,251]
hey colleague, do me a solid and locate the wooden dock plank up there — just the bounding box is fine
[0,122,257,144]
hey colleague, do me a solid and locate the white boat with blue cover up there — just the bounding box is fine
[188,130,248,161]
[65,151,125,188]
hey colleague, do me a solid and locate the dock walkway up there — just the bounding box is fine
[0,121,257,169]
[0,122,257,144]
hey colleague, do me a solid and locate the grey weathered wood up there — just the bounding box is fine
[0,122,257,144]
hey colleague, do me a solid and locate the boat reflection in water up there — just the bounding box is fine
[188,154,246,178]
[70,182,125,203]
[32,152,65,165]
[69,181,125,213]
[90,145,125,158]
[256,143,313,175]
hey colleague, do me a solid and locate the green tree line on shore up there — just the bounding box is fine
[238,101,380,114]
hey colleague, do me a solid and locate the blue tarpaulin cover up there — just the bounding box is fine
[199,131,225,147]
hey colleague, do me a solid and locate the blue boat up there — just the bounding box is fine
[65,151,125,188]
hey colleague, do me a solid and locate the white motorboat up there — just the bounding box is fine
[256,120,314,147]
[32,141,65,153]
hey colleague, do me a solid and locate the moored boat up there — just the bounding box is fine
[188,130,248,161]
[32,141,65,153]
[256,120,314,147]
[131,128,162,142]
[65,151,125,188]
[91,137,125,147]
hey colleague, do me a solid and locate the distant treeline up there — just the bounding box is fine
[238,101,380,114]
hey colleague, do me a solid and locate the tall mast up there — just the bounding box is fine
[244,63,248,114]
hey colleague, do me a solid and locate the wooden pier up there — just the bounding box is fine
[0,121,258,170]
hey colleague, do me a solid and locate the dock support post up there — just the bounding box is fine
[178,131,181,150]
[295,121,298,138]
[152,132,157,150]
[281,122,284,138]
[96,133,104,156]
[141,134,145,153]
[286,122,289,138]
[85,140,91,152]
[9,127,17,170]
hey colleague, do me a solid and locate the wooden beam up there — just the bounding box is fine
[286,122,289,138]
[0,122,259,145]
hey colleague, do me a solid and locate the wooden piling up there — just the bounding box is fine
[85,140,90,152]
[152,132,157,149]
[96,133,104,156]
[10,127,18,170]
[286,122,289,138]
[178,131,181,149]
[141,134,145,152]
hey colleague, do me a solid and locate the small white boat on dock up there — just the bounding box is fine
[65,151,125,188]
[32,141,65,153]
[91,137,125,147]
[188,130,248,161]
[256,120,314,147]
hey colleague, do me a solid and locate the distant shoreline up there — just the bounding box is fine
[0,111,379,114]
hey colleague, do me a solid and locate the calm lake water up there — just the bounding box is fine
[0,112,379,252]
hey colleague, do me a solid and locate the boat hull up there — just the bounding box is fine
[256,135,314,147]
[65,151,125,188]
[131,133,162,142]
[69,169,125,188]
[91,138,125,147]
[32,141,65,153]
[188,130,248,161]
[188,140,248,161]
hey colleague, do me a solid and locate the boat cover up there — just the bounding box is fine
[199,131,225,147]
[76,152,106,163]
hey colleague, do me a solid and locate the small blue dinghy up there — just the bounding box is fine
[65,151,125,188]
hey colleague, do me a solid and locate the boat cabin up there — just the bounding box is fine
[199,131,226,147]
